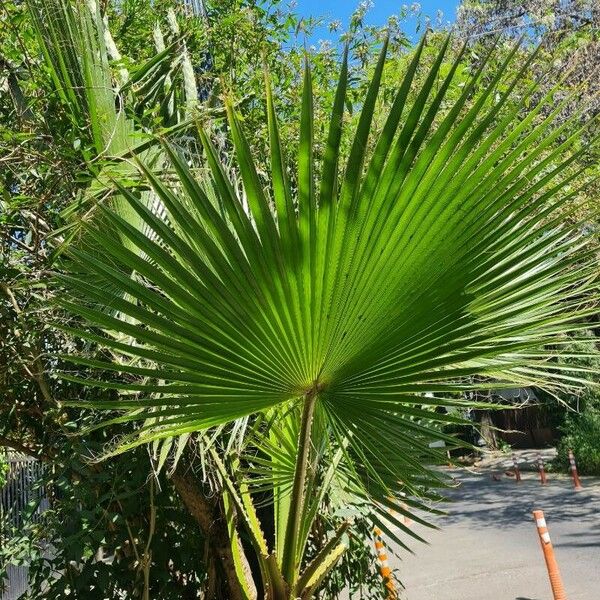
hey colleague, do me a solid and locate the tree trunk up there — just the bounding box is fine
[479,410,498,449]
[171,464,257,600]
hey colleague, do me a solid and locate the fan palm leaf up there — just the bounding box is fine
[56,34,599,597]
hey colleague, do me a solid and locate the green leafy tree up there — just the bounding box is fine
[457,0,600,208]
[0,442,208,599]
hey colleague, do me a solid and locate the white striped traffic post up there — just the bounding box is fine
[533,510,568,600]
[512,452,522,482]
[568,449,583,490]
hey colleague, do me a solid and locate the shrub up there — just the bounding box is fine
[555,396,600,476]
[0,456,7,488]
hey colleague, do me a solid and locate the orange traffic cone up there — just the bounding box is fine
[373,527,397,599]
[532,510,568,600]
[568,449,583,490]
[512,452,522,482]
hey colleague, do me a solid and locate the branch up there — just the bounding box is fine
[1,283,58,407]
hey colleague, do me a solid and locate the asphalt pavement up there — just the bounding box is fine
[386,465,600,600]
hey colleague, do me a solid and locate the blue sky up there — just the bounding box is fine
[294,0,459,41]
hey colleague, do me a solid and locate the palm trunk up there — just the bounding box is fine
[172,465,257,600]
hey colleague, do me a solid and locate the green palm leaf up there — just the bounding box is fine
[57,33,598,594]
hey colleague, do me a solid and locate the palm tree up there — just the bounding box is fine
[56,30,598,599]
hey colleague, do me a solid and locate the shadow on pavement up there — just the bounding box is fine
[436,468,598,540]
[559,523,600,548]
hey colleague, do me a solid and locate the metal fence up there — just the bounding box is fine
[1,451,47,600]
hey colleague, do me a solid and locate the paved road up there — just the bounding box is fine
[386,468,600,600]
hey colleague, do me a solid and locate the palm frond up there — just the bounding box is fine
[57,33,599,572]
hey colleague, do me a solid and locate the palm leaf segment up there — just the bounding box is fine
[60,34,597,536]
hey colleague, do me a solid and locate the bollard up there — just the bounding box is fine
[537,453,548,485]
[532,510,568,600]
[512,452,522,482]
[568,449,583,490]
[373,527,397,599]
